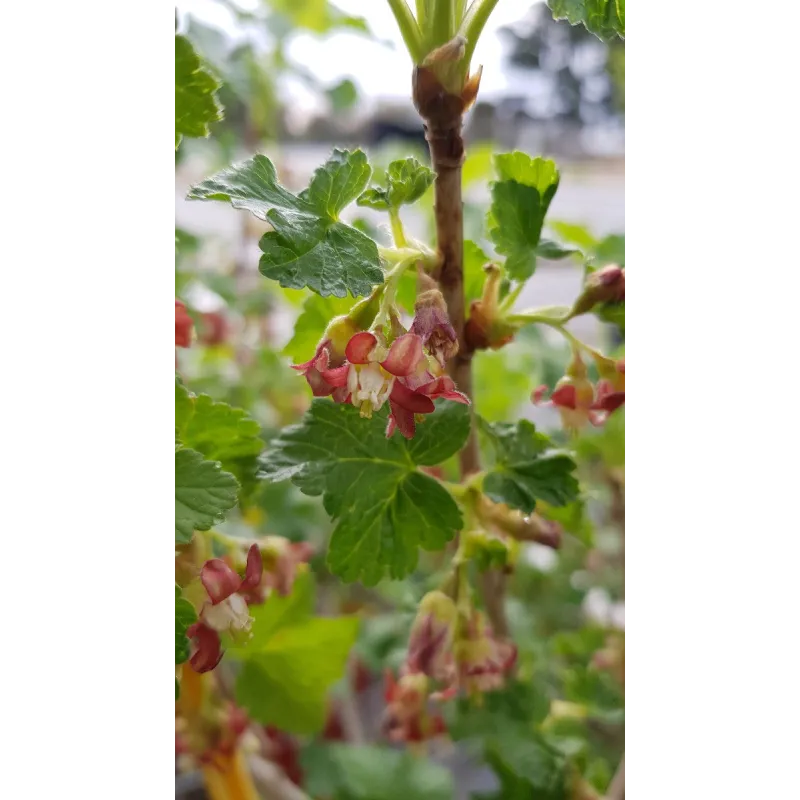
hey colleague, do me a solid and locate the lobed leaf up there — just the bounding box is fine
[188,151,383,297]
[259,400,468,584]
[175,447,239,543]
[489,153,566,281]
[547,0,625,41]
[357,157,435,211]
[481,419,579,515]
[175,34,223,148]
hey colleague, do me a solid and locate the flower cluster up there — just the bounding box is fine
[533,351,625,433]
[382,590,517,743]
[238,537,315,604]
[293,294,468,439]
[187,544,263,673]
[176,701,259,772]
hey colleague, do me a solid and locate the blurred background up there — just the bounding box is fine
[176,2,624,798]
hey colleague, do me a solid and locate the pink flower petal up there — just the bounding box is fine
[200,559,242,605]
[345,331,378,364]
[418,377,471,404]
[305,369,335,396]
[594,390,625,413]
[332,386,351,404]
[240,544,263,592]
[531,385,549,405]
[381,334,424,377]
[187,622,223,673]
[550,384,578,410]
[292,340,330,373]
[390,380,436,413]
[320,364,349,388]
[387,401,417,439]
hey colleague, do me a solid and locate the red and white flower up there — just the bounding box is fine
[453,611,517,695]
[381,670,447,743]
[387,369,470,439]
[533,352,624,433]
[240,537,315,603]
[406,591,458,681]
[187,544,263,673]
[291,339,350,399]
[345,331,427,417]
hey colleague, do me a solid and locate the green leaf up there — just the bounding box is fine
[587,234,625,268]
[481,419,579,515]
[547,0,625,42]
[406,400,471,466]
[447,680,550,742]
[357,157,435,211]
[259,401,464,584]
[269,0,369,35]
[235,616,359,733]
[489,153,561,281]
[483,734,568,800]
[240,571,315,649]
[175,381,263,491]
[548,221,598,252]
[537,498,594,546]
[324,745,455,800]
[175,447,239,543]
[175,585,197,666]
[282,293,353,364]
[464,240,490,307]
[188,151,383,298]
[175,34,223,148]
[327,78,358,111]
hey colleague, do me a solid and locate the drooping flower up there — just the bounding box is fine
[176,701,259,772]
[175,300,193,348]
[594,357,625,418]
[409,289,459,367]
[533,349,624,433]
[453,611,517,695]
[291,339,350,398]
[386,369,470,439]
[187,544,263,674]
[291,312,365,398]
[345,331,428,418]
[406,591,458,680]
[247,537,315,600]
[381,670,447,743]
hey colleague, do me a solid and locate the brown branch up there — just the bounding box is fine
[414,65,507,639]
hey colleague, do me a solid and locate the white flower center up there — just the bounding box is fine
[348,362,394,414]
[203,593,252,633]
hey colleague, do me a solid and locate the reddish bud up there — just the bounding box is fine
[199,312,228,346]
[175,300,193,348]
[570,265,625,317]
[464,264,517,351]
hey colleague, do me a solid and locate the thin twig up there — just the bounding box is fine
[248,755,312,800]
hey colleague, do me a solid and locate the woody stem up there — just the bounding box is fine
[419,83,508,639]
